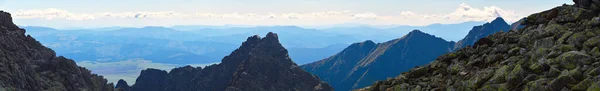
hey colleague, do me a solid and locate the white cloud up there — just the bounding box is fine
[352,13,378,20]
[14,8,95,20]
[387,3,523,25]
[10,3,525,28]
[77,59,218,84]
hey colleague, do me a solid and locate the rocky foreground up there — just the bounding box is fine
[0,11,114,90]
[361,0,600,91]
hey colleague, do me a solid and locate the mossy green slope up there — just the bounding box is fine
[359,1,600,91]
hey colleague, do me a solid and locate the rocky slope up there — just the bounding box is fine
[361,1,600,90]
[302,30,455,91]
[125,32,332,91]
[454,17,511,50]
[0,11,114,91]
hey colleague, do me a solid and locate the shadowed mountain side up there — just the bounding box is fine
[302,30,455,91]
[126,32,333,91]
[454,17,511,50]
[0,11,114,91]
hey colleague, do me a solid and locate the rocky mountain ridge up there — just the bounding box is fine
[118,32,333,91]
[302,17,512,91]
[454,17,511,50]
[0,11,114,91]
[360,1,600,90]
[302,30,455,91]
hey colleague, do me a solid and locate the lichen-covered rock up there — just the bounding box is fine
[357,1,600,91]
[552,51,593,69]
[588,81,600,91]
[572,77,594,90]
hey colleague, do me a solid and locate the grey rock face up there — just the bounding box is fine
[0,11,114,91]
[129,32,333,91]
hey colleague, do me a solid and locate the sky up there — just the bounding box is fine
[0,0,571,29]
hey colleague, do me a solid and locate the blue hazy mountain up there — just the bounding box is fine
[454,17,511,50]
[197,26,361,48]
[23,20,496,66]
[287,44,349,64]
[301,18,511,90]
[22,26,58,31]
[387,21,486,42]
[302,30,455,91]
[308,22,485,42]
[24,26,352,65]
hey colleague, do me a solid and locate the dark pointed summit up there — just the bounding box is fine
[129,32,332,91]
[265,32,278,39]
[490,17,507,24]
[359,40,376,46]
[115,79,131,91]
[408,30,426,35]
[0,11,19,29]
[453,17,510,50]
[130,69,168,91]
[261,32,281,45]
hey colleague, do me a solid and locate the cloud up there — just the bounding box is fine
[10,3,525,28]
[77,59,218,84]
[14,8,95,20]
[387,3,523,25]
[352,13,378,20]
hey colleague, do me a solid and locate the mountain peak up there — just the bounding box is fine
[408,30,426,35]
[454,17,511,50]
[0,11,17,29]
[490,17,506,24]
[116,79,129,87]
[361,40,376,46]
[130,32,332,91]
[403,30,439,40]
[263,32,279,42]
[0,11,23,35]
[115,79,131,91]
[246,35,261,43]
[0,11,114,91]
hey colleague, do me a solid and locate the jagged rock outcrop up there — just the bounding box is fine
[115,79,131,91]
[360,1,600,90]
[302,30,455,91]
[129,32,332,91]
[0,11,114,91]
[454,17,511,50]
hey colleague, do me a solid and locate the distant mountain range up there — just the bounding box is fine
[23,26,350,65]
[118,33,332,91]
[302,17,512,90]
[20,15,506,85]
[23,21,486,66]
